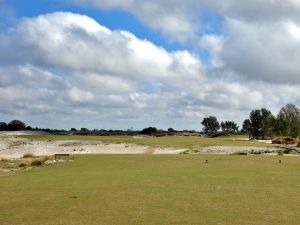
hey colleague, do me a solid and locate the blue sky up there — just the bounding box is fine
[0,0,300,130]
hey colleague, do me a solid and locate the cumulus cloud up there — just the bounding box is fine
[214,19,300,84]
[73,0,300,40]
[73,0,300,84]
[0,12,205,129]
[1,11,300,129]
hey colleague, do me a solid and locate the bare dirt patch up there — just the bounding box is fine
[144,146,158,154]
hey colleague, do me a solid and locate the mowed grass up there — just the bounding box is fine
[0,155,300,225]
[21,135,272,149]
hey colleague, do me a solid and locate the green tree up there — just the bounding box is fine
[276,104,300,137]
[7,120,26,131]
[249,109,262,139]
[242,119,251,140]
[0,122,7,131]
[201,116,220,135]
[261,108,275,139]
[221,121,239,133]
[141,127,158,135]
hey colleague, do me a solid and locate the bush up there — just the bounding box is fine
[19,162,28,167]
[283,148,292,154]
[141,127,158,135]
[277,150,284,156]
[30,159,43,166]
[232,151,247,155]
[23,153,34,158]
[272,137,297,145]
[41,155,54,162]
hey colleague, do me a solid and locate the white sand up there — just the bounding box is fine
[0,132,290,159]
[199,146,281,154]
[0,132,187,159]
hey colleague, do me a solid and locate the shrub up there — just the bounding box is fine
[30,159,43,166]
[283,148,292,154]
[41,155,54,161]
[23,153,34,158]
[277,150,284,156]
[272,137,297,145]
[19,162,28,167]
[252,151,262,155]
[232,151,247,155]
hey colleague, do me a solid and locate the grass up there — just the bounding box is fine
[20,134,273,149]
[0,154,299,225]
[0,156,54,175]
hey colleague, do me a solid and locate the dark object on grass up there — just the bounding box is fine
[205,160,208,164]
[279,160,282,164]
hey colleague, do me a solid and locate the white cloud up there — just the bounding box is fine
[73,0,300,41]
[1,11,300,129]
[217,18,300,84]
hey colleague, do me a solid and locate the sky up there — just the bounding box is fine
[1,0,300,130]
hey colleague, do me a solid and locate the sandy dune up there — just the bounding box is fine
[0,133,187,159]
[0,132,294,159]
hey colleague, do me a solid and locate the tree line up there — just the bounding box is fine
[201,103,300,139]
[0,120,27,131]
[2,103,300,139]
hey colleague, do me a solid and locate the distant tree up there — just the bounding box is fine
[221,121,239,133]
[26,126,32,130]
[70,128,77,131]
[201,116,220,135]
[276,104,300,137]
[249,110,263,139]
[246,108,275,139]
[80,128,89,132]
[168,128,175,132]
[7,120,26,131]
[141,127,158,135]
[242,119,252,140]
[261,108,275,139]
[0,122,7,131]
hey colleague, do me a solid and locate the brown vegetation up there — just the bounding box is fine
[272,137,297,145]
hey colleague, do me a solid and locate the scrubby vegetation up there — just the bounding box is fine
[22,153,35,158]
[0,155,55,176]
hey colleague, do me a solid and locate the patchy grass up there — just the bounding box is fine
[0,155,299,225]
[20,135,273,149]
[0,155,54,176]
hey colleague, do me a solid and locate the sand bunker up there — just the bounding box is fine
[0,132,187,159]
[0,132,295,159]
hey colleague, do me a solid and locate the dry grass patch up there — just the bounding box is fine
[22,153,35,158]
[0,155,55,175]
[272,137,297,145]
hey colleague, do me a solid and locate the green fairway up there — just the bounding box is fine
[21,135,272,149]
[0,155,299,225]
